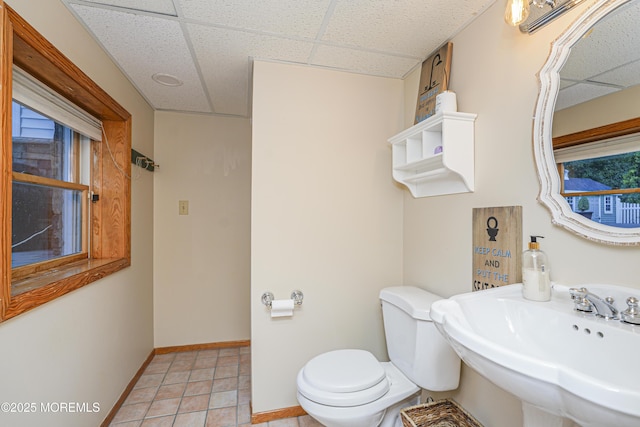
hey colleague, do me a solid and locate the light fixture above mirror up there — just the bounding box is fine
[505,0,586,33]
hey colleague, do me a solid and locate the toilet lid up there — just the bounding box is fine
[298,349,390,407]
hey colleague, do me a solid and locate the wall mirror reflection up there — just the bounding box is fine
[534,0,640,245]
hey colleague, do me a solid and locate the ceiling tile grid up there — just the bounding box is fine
[322,0,495,58]
[79,0,177,15]
[188,25,315,116]
[596,60,640,88]
[557,0,640,110]
[179,0,332,39]
[310,45,421,78]
[555,83,619,111]
[62,0,498,117]
[70,4,212,113]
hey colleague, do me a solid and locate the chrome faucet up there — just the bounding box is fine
[569,287,619,320]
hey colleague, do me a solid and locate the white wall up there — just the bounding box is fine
[402,2,640,426]
[153,112,251,347]
[0,1,155,426]
[251,61,405,413]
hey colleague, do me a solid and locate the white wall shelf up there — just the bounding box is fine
[389,111,477,198]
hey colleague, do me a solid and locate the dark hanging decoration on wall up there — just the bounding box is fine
[131,148,158,172]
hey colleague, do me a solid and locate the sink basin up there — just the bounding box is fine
[430,283,640,427]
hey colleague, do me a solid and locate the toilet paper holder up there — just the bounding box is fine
[261,290,304,308]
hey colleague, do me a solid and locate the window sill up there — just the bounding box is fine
[6,258,130,320]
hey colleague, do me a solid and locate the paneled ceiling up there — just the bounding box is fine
[61,0,497,118]
[556,0,640,111]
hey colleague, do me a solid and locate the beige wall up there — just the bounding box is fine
[402,1,640,427]
[251,60,405,412]
[153,112,251,347]
[0,1,155,426]
[553,84,640,137]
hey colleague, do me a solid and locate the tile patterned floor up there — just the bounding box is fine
[110,346,322,427]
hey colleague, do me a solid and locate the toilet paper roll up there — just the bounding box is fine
[435,91,457,114]
[271,299,295,318]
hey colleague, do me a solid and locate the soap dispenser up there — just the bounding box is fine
[522,235,551,301]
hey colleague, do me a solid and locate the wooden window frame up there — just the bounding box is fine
[554,117,640,197]
[11,172,90,284]
[0,3,131,321]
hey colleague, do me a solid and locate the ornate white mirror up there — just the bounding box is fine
[534,0,640,245]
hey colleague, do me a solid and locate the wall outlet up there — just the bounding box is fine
[178,200,189,215]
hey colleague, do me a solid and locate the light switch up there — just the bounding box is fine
[178,200,189,215]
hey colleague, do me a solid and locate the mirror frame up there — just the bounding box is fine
[533,0,640,245]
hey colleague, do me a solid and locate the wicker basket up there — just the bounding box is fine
[400,398,483,427]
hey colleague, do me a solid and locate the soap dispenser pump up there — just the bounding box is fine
[522,235,551,301]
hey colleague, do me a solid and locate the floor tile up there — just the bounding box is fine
[110,420,141,427]
[111,346,320,427]
[298,415,323,426]
[140,415,174,426]
[112,402,150,423]
[194,357,218,369]
[146,398,181,418]
[134,374,164,389]
[178,394,209,413]
[163,371,190,385]
[209,390,237,409]
[199,349,219,356]
[212,377,237,392]
[214,365,238,379]
[124,387,158,405]
[190,368,215,382]
[145,362,171,375]
[205,406,236,426]
[217,355,239,366]
[268,418,299,427]
[184,380,213,396]
[174,410,207,427]
[155,383,186,400]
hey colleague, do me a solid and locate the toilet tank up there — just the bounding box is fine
[379,286,460,391]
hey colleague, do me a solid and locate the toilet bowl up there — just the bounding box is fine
[296,286,461,427]
[297,350,419,427]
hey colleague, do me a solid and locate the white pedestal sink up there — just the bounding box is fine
[430,283,640,427]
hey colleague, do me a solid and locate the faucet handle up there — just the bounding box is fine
[569,287,588,297]
[569,287,593,313]
[621,297,640,325]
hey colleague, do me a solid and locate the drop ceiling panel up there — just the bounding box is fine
[556,83,619,111]
[179,0,331,39]
[189,25,314,116]
[311,45,420,78]
[62,0,502,117]
[71,4,211,113]
[79,0,177,15]
[595,60,640,88]
[556,1,640,112]
[323,0,495,57]
[560,1,640,81]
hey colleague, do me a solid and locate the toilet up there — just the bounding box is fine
[297,286,461,427]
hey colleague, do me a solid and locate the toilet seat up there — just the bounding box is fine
[297,349,391,407]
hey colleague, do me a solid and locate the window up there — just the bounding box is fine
[0,6,132,320]
[554,119,640,227]
[604,195,613,214]
[11,101,90,289]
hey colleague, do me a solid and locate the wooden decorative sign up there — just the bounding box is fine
[414,42,452,124]
[472,206,522,291]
